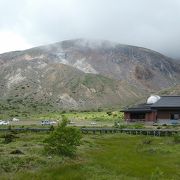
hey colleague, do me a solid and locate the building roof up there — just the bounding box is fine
[122,103,153,112]
[151,96,180,108]
[122,96,180,112]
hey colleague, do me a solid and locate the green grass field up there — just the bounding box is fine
[0,131,179,180]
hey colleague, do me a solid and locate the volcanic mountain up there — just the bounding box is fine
[0,39,180,112]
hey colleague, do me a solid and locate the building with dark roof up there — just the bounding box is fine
[122,95,180,124]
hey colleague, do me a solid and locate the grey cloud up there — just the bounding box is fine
[1,0,180,58]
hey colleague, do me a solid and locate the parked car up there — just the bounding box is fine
[50,121,57,125]
[69,121,76,124]
[12,118,20,121]
[0,120,10,125]
[41,120,56,126]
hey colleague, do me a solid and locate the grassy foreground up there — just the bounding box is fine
[0,132,180,180]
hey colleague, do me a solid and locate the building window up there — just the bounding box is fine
[130,113,145,120]
[170,113,179,120]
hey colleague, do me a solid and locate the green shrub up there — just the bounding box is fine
[133,123,144,129]
[61,110,66,114]
[173,133,180,143]
[49,125,54,131]
[2,133,17,144]
[44,117,82,157]
[113,113,117,117]
[106,111,112,116]
[114,121,120,128]
[97,108,103,112]
[142,138,152,145]
[119,124,128,129]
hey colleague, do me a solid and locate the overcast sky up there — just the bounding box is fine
[0,0,180,58]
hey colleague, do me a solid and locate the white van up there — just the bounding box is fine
[41,120,56,125]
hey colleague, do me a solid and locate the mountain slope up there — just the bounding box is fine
[0,39,180,111]
[160,84,180,96]
[0,59,144,112]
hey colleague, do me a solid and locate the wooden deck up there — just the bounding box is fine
[81,128,179,136]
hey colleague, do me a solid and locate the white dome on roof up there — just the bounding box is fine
[147,95,161,104]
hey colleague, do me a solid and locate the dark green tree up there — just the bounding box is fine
[44,116,82,157]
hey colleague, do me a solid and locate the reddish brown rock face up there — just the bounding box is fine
[134,65,153,80]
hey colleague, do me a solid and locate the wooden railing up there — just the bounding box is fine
[81,128,179,136]
[0,127,179,137]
